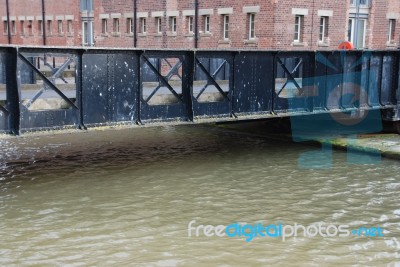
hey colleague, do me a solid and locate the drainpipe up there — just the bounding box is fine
[41,0,46,45]
[310,0,315,49]
[354,0,360,49]
[194,0,199,48]
[133,0,137,47]
[5,0,11,44]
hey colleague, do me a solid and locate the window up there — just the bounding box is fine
[294,15,303,42]
[348,18,366,48]
[127,18,132,34]
[140,18,146,34]
[101,19,107,34]
[80,0,93,11]
[248,13,255,39]
[47,20,52,34]
[156,17,162,34]
[204,15,210,33]
[113,18,119,33]
[27,20,33,35]
[82,20,94,46]
[3,21,8,34]
[170,16,177,33]
[223,15,229,39]
[67,20,72,34]
[11,20,16,35]
[188,16,193,33]
[20,20,25,35]
[319,17,328,42]
[57,20,63,34]
[388,19,396,43]
[38,20,43,35]
[350,0,369,6]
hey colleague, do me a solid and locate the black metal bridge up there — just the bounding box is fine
[0,46,399,135]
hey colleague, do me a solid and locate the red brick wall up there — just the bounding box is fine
[0,0,399,50]
[0,0,80,46]
[369,0,400,49]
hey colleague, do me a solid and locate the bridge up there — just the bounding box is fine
[0,46,399,135]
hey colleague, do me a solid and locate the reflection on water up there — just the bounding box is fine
[0,125,399,266]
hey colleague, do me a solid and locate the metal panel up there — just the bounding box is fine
[0,50,8,133]
[273,52,314,114]
[192,51,233,120]
[139,51,193,123]
[17,48,80,131]
[82,50,138,126]
[233,51,274,116]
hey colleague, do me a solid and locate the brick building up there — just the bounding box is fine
[1,0,399,50]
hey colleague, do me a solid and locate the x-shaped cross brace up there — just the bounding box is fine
[18,53,78,110]
[195,58,230,101]
[276,57,303,97]
[141,55,184,104]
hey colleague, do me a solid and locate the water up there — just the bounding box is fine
[0,125,399,266]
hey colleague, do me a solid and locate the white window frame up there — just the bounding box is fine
[223,15,229,40]
[38,20,43,35]
[112,18,119,33]
[387,19,396,43]
[294,15,302,42]
[156,17,162,34]
[3,21,8,34]
[101,19,107,34]
[319,17,326,42]
[140,18,147,34]
[67,20,73,34]
[348,18,366,48]
[126,18,132,34]
[28,20,33,35]
[20,20,25,35]
[82,20,94,46]
[11,20,16,35]
[350,0,370,7]
[248,13,255,40]
[47,20,52,35]
[188,16,193,33]
[170,16,177,33]
[57,20,63,34]
[204,15,210,33]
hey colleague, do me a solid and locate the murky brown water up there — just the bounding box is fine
[0,124,399,266]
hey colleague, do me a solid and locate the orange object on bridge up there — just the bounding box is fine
[338,41,354,50]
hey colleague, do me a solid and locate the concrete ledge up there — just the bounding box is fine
[137,12,148,18]
[99,14,110,19]
[387,13,400,20]
[243,6,260,13]
[166,11,179,17]
[218,8,233,15]
[18,16,26,21]
[292,8,309,16]
[65,15,74,20]
[183,10,195,16]
[151,11,164,17]
[199,9,214,16]
[110,13,121,19]
[318,10,333,17]
[56,15,65,20]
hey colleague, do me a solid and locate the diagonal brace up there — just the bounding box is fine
[18,53,78,110]
[276,57,303,96]
[142,55,183,102]
[195,57,230,101]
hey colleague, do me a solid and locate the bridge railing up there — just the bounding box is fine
[0,46,399,134]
